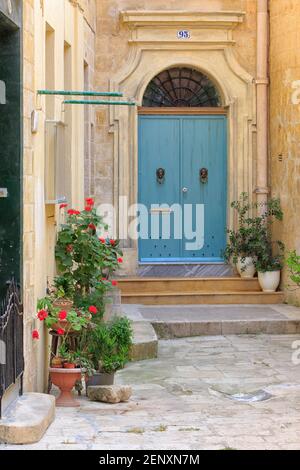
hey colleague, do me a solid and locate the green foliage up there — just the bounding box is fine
[224,193,284,272]
[55,206,122,297]
[37,200,125,369]
[37,297,91,332]
[287,251,300,287]
[88,316,133,374]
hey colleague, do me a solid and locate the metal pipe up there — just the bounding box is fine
[256,0,269,208]
[63,100,136,106]
[38,90,123,97]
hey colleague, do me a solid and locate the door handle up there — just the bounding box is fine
[182,187,188,193]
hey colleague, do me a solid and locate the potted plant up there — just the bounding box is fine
[253,199,284,292]
[55,200,123,316]
[224,194,259,278]
[224,193,284,280]
[256,253,284,292]
[35,198,124,405]
[36,296,94,407]
[86,316,133,389]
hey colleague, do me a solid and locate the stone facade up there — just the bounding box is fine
[94,1,258,275]
[22,0,96,392]
[19,0,300,394]
[270,0,300,305]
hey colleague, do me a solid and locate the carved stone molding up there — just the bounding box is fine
[106,11,256,271]
[121,10,245,46]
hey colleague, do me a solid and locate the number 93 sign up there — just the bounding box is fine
[177,30,191,40]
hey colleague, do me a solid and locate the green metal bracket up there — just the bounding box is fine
[37,90,123,97]
[63,100,136,106]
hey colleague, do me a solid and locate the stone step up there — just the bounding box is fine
[122,291,284,305]
[118,277,262,294]
[0,393,55,445]
[123,304,300,339]
[130,321,158,361]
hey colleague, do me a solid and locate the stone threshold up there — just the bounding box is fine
[0,393,55,445]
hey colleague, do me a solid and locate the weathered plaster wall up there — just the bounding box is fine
[270,0,300,304]
[23,0,96,392]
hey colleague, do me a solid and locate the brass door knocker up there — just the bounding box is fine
[200,168,208,184]
[156,168,166,184]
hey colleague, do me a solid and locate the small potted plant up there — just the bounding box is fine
[256,251,284,292]
[253,200,284,292]
[224,193,260,278]
[86,316,133,389]
[224,193,284,280]
[36,298,94,407]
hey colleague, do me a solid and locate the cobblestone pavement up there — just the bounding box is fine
[2,334,300,450]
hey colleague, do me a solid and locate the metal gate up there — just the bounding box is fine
[0,280,24,418]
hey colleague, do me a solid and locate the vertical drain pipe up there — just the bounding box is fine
[256,0,269,207]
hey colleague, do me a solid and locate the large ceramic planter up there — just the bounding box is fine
[258,271,281,293]
[50,368,82,407]
[237,257,256,279]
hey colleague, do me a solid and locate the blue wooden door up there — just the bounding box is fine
[138,115,227,262]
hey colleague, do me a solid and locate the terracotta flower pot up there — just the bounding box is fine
[64,363,76,369]
[52,298,74,312]
[51,357,63,368]
[51,319,74,332]
[50,368,82,407]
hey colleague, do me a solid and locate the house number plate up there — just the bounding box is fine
[177,30,191,40]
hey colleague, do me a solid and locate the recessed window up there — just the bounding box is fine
[143,67,221,107]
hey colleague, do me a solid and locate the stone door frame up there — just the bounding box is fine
[108,11,256,274]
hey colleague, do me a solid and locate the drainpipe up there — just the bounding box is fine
[256,0,269,208]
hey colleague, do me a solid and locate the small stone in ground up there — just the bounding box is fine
[87,385,132,404]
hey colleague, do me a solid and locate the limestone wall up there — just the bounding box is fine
[270,0,300,304]
[22,0,96,392]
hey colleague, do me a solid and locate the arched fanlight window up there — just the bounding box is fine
[142,67,221,108]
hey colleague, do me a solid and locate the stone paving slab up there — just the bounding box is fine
[1,334,300,450]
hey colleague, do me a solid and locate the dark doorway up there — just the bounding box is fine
[0,4,22,298]
[0,0,23,417]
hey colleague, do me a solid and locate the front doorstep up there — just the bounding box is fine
[0,393,55,445]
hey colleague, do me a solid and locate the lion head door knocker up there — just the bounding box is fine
[200,168,208,184]
[156,168,166,184]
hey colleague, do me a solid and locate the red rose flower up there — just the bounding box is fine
[111,280,118,287]
[88,223,96,231]
[85,206,92,212]
[58,310,67,320]
[32,330,39,340]
[66,244,73,253]
[86,198,95,207]
[117,258,123,264]
[56,328,65,336]
[99,237,106,244]
[89,305,98,315]
[37,309,48,321]
[110,239,116,246]
[60,203,68,209]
